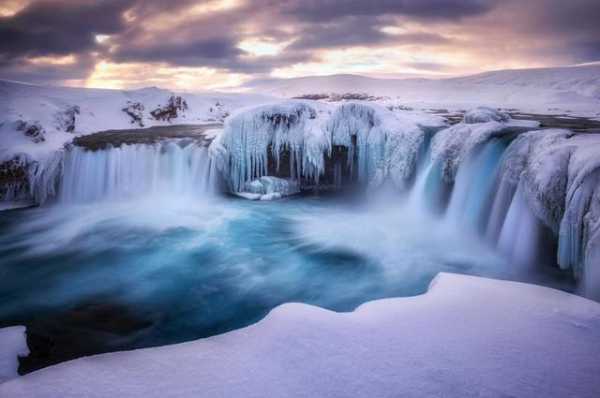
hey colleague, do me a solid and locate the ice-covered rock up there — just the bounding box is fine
[491,129,600,286]
[54,105,80,133]
[429,110,539,183]
[122,101,145,127]
[210,101,326,192]
[463,106,510,124]
[150,96,189,122]
[237,176,300,201]
[210,100,430,193]
[15,121,45,143]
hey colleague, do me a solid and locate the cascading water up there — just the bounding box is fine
[60,140,216,203]
[445,138,507,232]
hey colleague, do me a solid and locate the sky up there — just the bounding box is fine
[0,0,599,90]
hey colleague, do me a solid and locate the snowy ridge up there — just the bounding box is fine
[0,79,274,164]
[245,64,600,116]
[2,273,600,397]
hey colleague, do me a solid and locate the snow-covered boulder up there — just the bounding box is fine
[463,106,510,124]
[2,274,600,397]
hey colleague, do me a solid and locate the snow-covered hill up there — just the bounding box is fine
[0,80,274,163]
[244,64,600,116]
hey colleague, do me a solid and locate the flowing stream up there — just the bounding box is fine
[0,139,574,372]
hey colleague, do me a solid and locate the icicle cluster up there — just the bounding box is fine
[210,100,428,192]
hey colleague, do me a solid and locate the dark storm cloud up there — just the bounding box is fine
[524,0,600,63]
[0,0,134,59]
[278,0,497,22]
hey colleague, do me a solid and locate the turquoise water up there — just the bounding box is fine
[0,193,573,369]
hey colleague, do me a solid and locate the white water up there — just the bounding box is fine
[60,141,215,203]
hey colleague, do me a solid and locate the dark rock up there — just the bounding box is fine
[122,101,145,127]
[0,156,29,200]
[72,123,221,151]
[150,96,188,122]
[16,120,45,143]
[55,105,80,132]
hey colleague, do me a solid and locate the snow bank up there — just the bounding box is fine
[2,273,600,397]
[0,326,28,384]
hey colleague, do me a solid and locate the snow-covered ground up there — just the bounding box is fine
[1,273,599,398]
[245,64,600,117]
[0,326,28,384]
[0,79,274,164]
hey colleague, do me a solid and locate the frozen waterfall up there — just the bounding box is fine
[3,102,599,298]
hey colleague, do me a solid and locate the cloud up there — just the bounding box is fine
[278,0,497,22]
[0,0,133,59]
[0,0,598,88]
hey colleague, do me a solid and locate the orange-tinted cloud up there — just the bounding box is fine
[0,0,598,89]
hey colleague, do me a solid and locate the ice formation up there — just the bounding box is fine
[237,176,300,200]
[210,101,432,192]
[497,130,600,282]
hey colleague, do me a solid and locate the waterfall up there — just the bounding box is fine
[60,141,215,203]
[445,138,507,232]
[497,181,543,267]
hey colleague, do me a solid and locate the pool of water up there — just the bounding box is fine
[0,193,573,371]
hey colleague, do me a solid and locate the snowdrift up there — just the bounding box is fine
[2,273,599,397]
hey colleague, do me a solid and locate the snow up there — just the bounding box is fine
[245,64,600,117]
[0,79,275,164]
[463,106,509,124]
[2,273,600,397]
[0,326,28,384]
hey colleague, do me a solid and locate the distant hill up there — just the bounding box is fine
[243,64,600,114]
